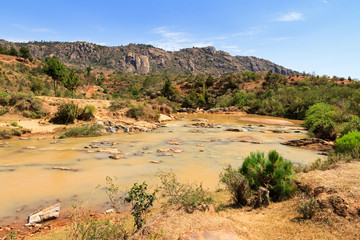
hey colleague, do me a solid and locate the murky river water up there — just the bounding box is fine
[0,113,325,224]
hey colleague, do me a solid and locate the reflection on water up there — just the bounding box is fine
[0,113,325,224]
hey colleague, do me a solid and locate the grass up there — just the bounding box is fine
[62,124,103,138]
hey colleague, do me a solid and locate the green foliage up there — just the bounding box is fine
[70,217,129,240]
[10,122,18,127]
[19,47,32,60]
[305,103,337,140]
[51,102,80,124]
[44,56,67,90]
[63,124,103,137]
[126,103,159,121]
[158,172,213,213]
[340,115,360,136]
[30,78,45,94]
[219,165,251,206]
[296,196,319,219]
[125,182,156,230]
[109,99,130,111]
[63,69,80,92]
[9,47,18,57]
[78,105,96,121]
[105,176,124,212]
[0,108,8,116]
[335,131,360,154]
[240,151,297,201]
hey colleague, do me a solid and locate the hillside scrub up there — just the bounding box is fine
[126,103,159,122]
[51,102,96,124]
[335,132,360,154]
[62,124,103,138]
[0,92,45,118]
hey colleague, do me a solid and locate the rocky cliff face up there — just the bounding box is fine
[0,40,297,75]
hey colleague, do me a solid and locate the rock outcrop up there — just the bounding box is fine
[0,40,298,75]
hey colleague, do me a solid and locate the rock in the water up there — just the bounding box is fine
[226,128,243,132]
[150,160,160,164]
[281,138,334,151]
[159,114,172,122]
[168,141,183,145]
[27,203,61,225]
[109,154,123,160]
[25,146,37,150]
[51,167,78,172]
[230,136,263,144]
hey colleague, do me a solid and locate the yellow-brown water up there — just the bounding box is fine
[0,113,325,224]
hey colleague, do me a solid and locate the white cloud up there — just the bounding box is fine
[232,28,261,37]
[3,37,31,43]
[149,27,213,51]
[13,24,56,34]
[276,12,303,22]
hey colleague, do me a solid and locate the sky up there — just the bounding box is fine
[1,0,359,78]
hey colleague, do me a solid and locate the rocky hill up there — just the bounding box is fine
[0,40,298,75]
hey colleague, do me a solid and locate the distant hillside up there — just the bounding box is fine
[0,40,298,75]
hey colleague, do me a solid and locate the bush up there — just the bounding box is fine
[70,218,129,240]
[296,196,319,219]
[125,182,156,230]
[335,131,360,154]
[78,105,96,121]
[158,172,213,213]
[63,124,103,138]
[0,108,8,116]
[0,92,10,106]
[219,165,250,206]
[305,103,337,140]
[126,103,159,121]
[109,99,130,111]
[0,130,11,139]
[240,151,297,201]
[51,102,80,124]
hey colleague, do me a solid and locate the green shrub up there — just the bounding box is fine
[125,182,156,230]
[51,102,80,124]
[219,165,250,206]
[78,105,96,121]
[296,196,319,219]
[335,132,360,154]
[109,99,130,111]
[10,122,18,127]
[70,218,129,240]
[0,92,10,106]
[63,124,103,137]
[340,115,360,136]
[0,108,8,116]
[0,130,11,139]
[305,103,337,140]
[158,172,213,213]
[240,151,297,201]
[126,104,159,121]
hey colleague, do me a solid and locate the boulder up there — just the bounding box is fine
[26,203,61,226]
[159,114,172,122]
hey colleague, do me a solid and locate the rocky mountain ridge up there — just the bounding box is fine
[0,40,298,75]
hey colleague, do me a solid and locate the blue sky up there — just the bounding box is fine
[1,0,359,78]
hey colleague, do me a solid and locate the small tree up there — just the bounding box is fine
[63,69,80,92]
[125,182,156,230]
[44,56,67,91]
[219,165,250,206]
[19,47,33,61]
[240,150,297,202]
[305,103,337,140]
[9,47,18,57]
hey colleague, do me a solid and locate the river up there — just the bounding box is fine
[0,113,325,225]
